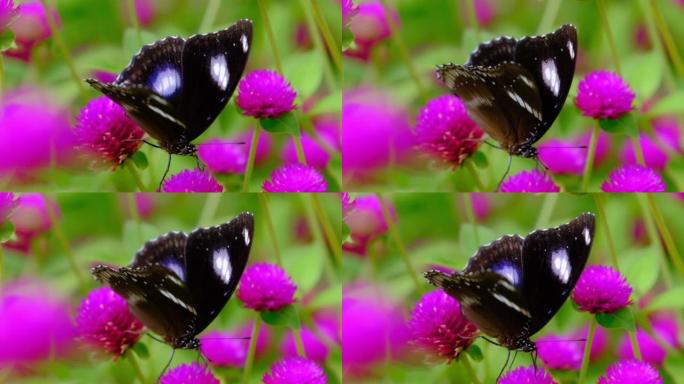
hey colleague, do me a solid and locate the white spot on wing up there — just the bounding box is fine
[159,289,197,315]
[210,55,229,90]
[567,40,575,59]
[151,68,181,97]
[242,227,250,246]
[551,248,571,284]
[164,261,185,281]
[493,263,520,286]
[148,105,186,128]
[583,227,591,245]
[492,293,531,317]
[213,248,232,284]
[506,90,542,120]
[241,34,249,53]
[542,59,560,96]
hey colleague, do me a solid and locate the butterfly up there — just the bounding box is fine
[91,212,254,350]
[86,19,253,183]
[436,24,577,161]
[425,212,594,359]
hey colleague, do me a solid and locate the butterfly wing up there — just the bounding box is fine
[513,24,578,144]
[92,264,198,343]
[183,212,254,335]
[520,212,595,336]
[131,231,189,282]
[467,35,518,67]
[179,19,253,141]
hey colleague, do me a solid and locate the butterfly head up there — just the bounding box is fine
[174,335,200,350]
[164,141,197,156]
[504,336,536,352]
[512,145,537,159]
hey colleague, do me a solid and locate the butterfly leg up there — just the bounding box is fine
[158,154,172,191]
[194,154,205,171]
[496,154,513,191]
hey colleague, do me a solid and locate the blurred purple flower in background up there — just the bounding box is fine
[618,314,680,366]
[0,0,17,31]
[263,357,327,384]
[262,164,327,192]
[198,139,247,174]
[343,195,395,255]
[282,134,332,169]
[160,362,219,384]
[538,138,586,175]
[414,95,484,168]
[341,192,355,220]
[500,169,561,192]
[347,0,398,60]
[577,129,612,165]
[200,322,270,367]
[161,169,224,193]
[280,327,329,363]
[236,70,297,119]
[341,0,358,26]
[343,88,415,182]
[0,280,75,370]
[597,359,662,384]
[408,290,478,361]
[470,193,491,221]
[498,365,557,384]
[122,0,155,27]
[573,325,609,362]
[652,117,683,153]
[536,334,582,370]
[575,71,635,120]
[5,194,59,253]
[0,192,17,224]
[572,265,632,314]
[474,0,494,26]
[601,164,666,192]
[619,134,669,170]
[5,0,59,61]
[237,262,297,312]
[74,96,144,170]
[76,287,144,357]
[237,128,272,166]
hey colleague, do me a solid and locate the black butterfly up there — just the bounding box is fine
[436,24,577,160]
[425,212,594,357]
[86,20,252,182]
[91,212,254,350]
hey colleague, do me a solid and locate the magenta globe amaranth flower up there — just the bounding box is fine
[122,0,155,27]
[601,164,666,192]
[236,70,296,119]
[6,1,59,61]
[536,334,582,370]
[262,164,327,192]
[598,359,662,384]
[415,95,484,168]
[343,195,395,255]
[347,0,398,60]
[499,366,557,384]
[572,265,632,314]
[76,287,144,357]
[161,169,223,193]
[237,262,297,311]
[6,193,58,247]
[341,192,355,220]
[281,327,329,363]
[538,138,586,175]
[341,0,358,25]
[618,315,680,366]
[282,134,331,169]
[653,117,682,153]
[263,357,326,384]
[575,71,635,119]
[500,169,560,192]
[200,322,269,367]
[408,290,478,361]
[619,134,669,170]
[75,96,144,169]
[197,139,247,174]
[0,192,17,224]
[0,0,17,31]
[160,362,219,384]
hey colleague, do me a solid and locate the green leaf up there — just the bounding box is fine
[621,246,659,295]
[596,307,635,331]
[622,52,663,100]
[283,51,324,99]
[0,29,16,52]
[260,305,301,329]
[308,283,341,309]
[282,244,324,294]
[309,91,342,116]
[599,114,633,134]
[122,28,159,57]
[260,112,299,134]
[342,27,354,51]
[0,221,15,243]
[648,91,684,116]
[130,342,149,359]
[646,286,684,312]
[130,151,148,170]
[469,151,488,169]
[464,344,483,362]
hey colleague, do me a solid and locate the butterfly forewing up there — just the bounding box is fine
[132,231,188,281]
[184,212,254,334]
[467,36,517,67]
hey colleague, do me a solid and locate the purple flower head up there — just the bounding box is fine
[236,70,296,119]
[76,287,144,357]
[262,164,327,192]
[282,134,331,169]
[160,363,219,384]
[200,322,270,367]
[122,0,155,27]
[341,192,355,220]
[536,334,582,370]
[500,169,561,192]
[575,71,635,120]
[538,138,586,175]
[75,96,144,169]
[197,139,247,174]
[499,366,557,384]
[598,359,662,384]
[348,1,397,48]
[0,280,75,369]
[237,262,297,312]
[280,327,329,363]
[341,0,358,25]
[342,88,415,180]
[161,169,224,193]
[0,192,17,224]
[577,129,612,166]
[619,134,669,170]
[572,265,632,314]
[313,310,341,344]
[601,164,666,192]
[470,193,491,220]
[4,194,59,253]
[343,195,395,255]
[408,290,478,361]
[415,95,484,168]
[618,315,680,366]
[474,0,494,26]
[6,1,59,61]
[653,117,682,153]
[0,0,17,31]
[263,357,326,384]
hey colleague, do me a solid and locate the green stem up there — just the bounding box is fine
[648,0,684,81]
[242,126,261,192]
[577,317,597,384]
[646,194,684,279]
[310,195,342,269]
[379,0,427,103]
[127,0,142,46]
[378,194,422,293]
[46,197,87,295]
[630,115,646,165]
[537,0,562,35]
[127,351,146,384]
[199,0,221,33]
[464,194,480,246]
[581,123,600,192]
[593,195,620,269]
[242,315,262,384]
[299,0,336,90]
[629,328,643,360]
[292,134,309,165]
[460,353,481,384]
[257,0,283,74]
[198,194,221,227]
[258,195,284,267]
[0,54,4,96]
[126,161,147,192]
[293,328,308,358]
[596,0,622,75]
[465,160,485,191]
[638,0,675,88]
[636,194,673,286]
[310,0,342,72]
[40,0,87,103]
[535,193,558,229]
[465,0,480,40]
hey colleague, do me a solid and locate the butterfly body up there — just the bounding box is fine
[86,19,253,156]
[92,212,254,350]
[437,25,578,159]
[425,212,595,352]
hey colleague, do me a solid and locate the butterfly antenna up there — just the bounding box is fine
[143,139,162,149]
[481,336,502,347]
[146,333,165,344]
[158,154,172,191]
[496,154,513,191]
[158,348,176,382]
[497,350,511,383]
[482,140,503,150]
